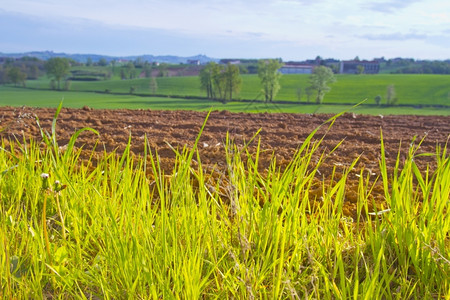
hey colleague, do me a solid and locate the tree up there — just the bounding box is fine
[98,58,108,67]
[357,65,365,74]
[374,95,382,106]
[120,69,127,80]
[308,66,336,103]
[8,67,27,86]
[143,64,153,78]
[315,56,322,64]
[222,63,242,102]
[198,62,225,100]
[199,62,217,99]
[157,63,168,77]
[149,76,158,94]
[0,67,7,84]
[45,57,70,90]
[134,57,145,68]
[386,84,397,105]
[199,62,242,102]
[296,87,302,102]
[305,86,314,102]
[64,80,72,91]
[125,62,136,79]
[28,65,40,80]
[258,59,283,102]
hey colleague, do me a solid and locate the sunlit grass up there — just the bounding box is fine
[1,107,449,298]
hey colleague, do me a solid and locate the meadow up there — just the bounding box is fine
[2,71,449,115]
[1,105,449,298]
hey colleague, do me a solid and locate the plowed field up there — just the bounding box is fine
[1,106,449,218]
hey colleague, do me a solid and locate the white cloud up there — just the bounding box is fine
[358,32,428,41]
[362,0,422,13]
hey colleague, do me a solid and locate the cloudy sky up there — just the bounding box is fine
[1,0,449,60]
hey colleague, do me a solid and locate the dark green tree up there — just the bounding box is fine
[258,59,283,102]
[98,58,108,66]
[28,65,40,79]
[44,57,70,90]
[8,67,27,86]
[0,67,7,84]
[374,95,382,106]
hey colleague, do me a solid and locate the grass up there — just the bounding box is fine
[2,72,450,115]
[1,85,450,115]
[1,106,449,298]
[21,73,450,105]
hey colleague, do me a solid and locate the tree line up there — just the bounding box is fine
[0,57,44,86]
[200,60,337,104]
[392,61,450,74]
[2,56,339,104]
[199,62,242,103]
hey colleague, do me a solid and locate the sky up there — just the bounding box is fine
[1,0,449,61]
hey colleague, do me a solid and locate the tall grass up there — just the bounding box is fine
[1,110,448,298]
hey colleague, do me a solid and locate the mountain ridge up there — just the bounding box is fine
[0,51,218,64]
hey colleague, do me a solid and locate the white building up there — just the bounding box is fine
[279,64,314,74]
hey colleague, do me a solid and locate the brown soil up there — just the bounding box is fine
[1,106,449,219]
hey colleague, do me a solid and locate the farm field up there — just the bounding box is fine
[3,85,450,115]
[3,72,448,115]
[1,106,449,298]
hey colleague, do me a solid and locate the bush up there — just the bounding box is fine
[374,95,382,106]
[64,80,72,91]
[50,79,57,90]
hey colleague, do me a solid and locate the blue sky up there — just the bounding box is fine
[1,0,449,60]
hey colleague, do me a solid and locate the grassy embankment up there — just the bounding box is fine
[1,73,450,115]
[1,106,449,298]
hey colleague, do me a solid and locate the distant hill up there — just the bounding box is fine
[0,51,218,64]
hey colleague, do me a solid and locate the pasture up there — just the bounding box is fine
[2,85,449,115]
[1,69,450,115]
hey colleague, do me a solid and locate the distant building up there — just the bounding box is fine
[219,59,241,65]
[115,59,130,65]
[279,63,314,74]
[373,57,386,63]
[187,59,200,65]
[323,58,340,64]
[339,60,380,74]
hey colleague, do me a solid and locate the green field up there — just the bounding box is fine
[1,71,450,115]
[1,110,449,298]
[2,85,449,115]
[1,70,449,298]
